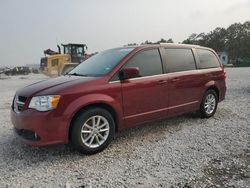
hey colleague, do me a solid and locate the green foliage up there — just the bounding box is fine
[182,21,250,61]
[140,38,174,45]
[156,38,174,43]
[233,57,250,67]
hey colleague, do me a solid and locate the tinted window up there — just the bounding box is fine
[69,48,134,76]
[164,49,196,73]
[124,49,163,77]
[196,49,220,69]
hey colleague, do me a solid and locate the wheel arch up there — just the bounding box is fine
[204,80,220,100]
[206,85,220,100]
[200,84,219,118]
[68,102,119,142]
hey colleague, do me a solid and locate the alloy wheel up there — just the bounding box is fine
[80,115,110,148]
[204,93,216,114]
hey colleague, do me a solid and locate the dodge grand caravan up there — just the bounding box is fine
[11,44,226,154]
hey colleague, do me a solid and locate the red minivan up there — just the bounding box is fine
[11,44,226,154]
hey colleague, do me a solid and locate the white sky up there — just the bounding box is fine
[0,0,249,66]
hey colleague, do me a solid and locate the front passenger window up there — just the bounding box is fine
[124,49,163,77]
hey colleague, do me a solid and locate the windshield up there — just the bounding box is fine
[68,48,134,76]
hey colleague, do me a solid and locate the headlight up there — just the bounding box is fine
[28,95,60,112]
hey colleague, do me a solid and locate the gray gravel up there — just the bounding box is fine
[0,68,249,188]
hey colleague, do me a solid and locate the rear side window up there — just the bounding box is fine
[124,49,163,77]
[164,48,196,73]
[196,49,220,69]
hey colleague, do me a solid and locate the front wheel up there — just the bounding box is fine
[200,89,218,118]
[70,108,115,155]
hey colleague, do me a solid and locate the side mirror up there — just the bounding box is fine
[119,67,140,80]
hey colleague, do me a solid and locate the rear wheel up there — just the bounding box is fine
[70,108,115,154]
[200,89,218,118]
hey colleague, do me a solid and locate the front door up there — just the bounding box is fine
[121,48,169,127]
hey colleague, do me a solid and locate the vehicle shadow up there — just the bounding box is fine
[1,112,200,171]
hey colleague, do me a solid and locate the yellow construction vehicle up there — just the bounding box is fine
[40,43,88,76]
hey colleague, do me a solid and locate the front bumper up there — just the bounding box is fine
[11,108,69,146]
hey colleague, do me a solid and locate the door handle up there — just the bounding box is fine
[171,78,180,82]
[157,80,167,85]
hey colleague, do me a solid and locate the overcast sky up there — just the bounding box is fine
[0,0,249,66]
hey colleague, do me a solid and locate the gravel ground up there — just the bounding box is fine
[0,68,249,188]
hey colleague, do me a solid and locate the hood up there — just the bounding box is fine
[16,75,97,97]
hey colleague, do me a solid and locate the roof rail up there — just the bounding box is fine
[159,43,200,47]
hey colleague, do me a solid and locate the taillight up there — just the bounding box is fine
[223,70,227,80]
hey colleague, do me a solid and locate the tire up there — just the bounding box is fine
[200,89,218,118]
[70,108,115,155]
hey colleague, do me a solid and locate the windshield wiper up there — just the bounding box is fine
[66,72,89,77]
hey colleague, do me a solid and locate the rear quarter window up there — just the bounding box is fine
[196,49,221,69]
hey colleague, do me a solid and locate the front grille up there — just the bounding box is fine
[15,128,40,141]
[13,95,27,113]
[18,96,27,103]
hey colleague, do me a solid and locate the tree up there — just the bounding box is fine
[155,38,174,44]
[182,33,198,44]
[141,40,153,45]
[166,38,174,43]
[182,21,250,60]
[225,22,250,59]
